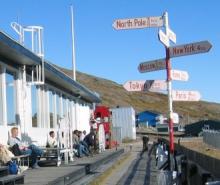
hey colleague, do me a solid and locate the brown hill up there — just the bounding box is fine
[60,67,220,124]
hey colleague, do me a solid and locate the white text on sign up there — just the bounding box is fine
[138,59,166,73]
[169,41,212,58]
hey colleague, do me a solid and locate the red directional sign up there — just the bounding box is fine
[113,16,163,30]
[123,80,167,92]
[138,58,166,73]
[172,90,201,101]
[171,69,189,81]
[169,41,212,58]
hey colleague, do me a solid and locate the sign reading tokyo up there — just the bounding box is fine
[169,41,212,58]
[123,80,167,92]
[113,16,163,30]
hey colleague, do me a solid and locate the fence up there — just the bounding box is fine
[112,127,122,145]
[203,129,220,149]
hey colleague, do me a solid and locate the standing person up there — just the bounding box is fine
[142,136,149,151]
[8,127,43,169]
[46,131,57,148]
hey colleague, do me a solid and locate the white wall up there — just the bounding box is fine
[111,107,136,140]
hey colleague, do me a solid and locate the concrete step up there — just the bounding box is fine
[0,174,24,185]
[0,167,8,178]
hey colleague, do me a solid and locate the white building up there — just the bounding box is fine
[111,107,136,140]
[0,30,100,147]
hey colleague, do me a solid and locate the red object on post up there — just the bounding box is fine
[94,106,112,149]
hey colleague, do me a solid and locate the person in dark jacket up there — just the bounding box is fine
[142,136,149,151]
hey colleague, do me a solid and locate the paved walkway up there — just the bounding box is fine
[116,144,158,185]
[22,148,124,185]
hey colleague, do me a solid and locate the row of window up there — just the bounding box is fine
[0,64,91,129]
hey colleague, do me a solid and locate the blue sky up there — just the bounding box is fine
[0,0,219,103]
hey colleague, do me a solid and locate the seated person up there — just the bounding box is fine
[8,127,43,169]
[72,130,89,157]
[83,130,95,148]
[0,143,14,164]
[46,131,57,148]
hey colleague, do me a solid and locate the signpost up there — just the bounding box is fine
[169,41,212,58]
[113,11,212,172]
[123,80,167,92]
[112,16,163,30]
[172,90,201,101]
[171,69,189,81]
[138,58,166,73]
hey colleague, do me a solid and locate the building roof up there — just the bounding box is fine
[0,31,101,103]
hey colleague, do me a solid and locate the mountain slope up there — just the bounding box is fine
[60,67,220,124]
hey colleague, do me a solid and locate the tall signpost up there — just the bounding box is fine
[164,12,175,169]
[113,11,212,174]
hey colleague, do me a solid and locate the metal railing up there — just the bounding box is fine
[203,129,220,149]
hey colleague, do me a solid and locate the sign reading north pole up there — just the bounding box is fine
[172,90,201,101]
[112,16,163,30]
[171,69,189,81]
[169,41,212,58]
[123,80,167,92]
[138,58,166,73]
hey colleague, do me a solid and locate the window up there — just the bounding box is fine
[56,94,61,125]
[6,71,16,125]
[31,85,38,127]
[49,91,54,128]
[0,67,3,125]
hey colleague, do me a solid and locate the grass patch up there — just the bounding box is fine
[89,153,131,185]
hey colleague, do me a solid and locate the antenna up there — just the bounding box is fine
[11,22,45,85]
[70,5,76,81]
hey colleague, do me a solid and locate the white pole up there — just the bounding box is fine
[70,5,76,81]
[164,11,174,171]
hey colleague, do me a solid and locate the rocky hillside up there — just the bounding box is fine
[60,67,220,124]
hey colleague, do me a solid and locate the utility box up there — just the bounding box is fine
[110,107,136,140]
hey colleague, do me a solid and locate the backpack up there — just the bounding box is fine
[11,144,22,156]
[8,160,18,174]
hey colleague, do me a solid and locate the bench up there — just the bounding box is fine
[12,154,30,167]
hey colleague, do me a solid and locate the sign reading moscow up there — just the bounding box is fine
[138,58,166,73]
[113,16,163,30]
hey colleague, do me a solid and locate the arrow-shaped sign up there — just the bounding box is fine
[172,90,201,101]
[159,29,169,47]
[167,28,176,44]
[171,69,189,81]
[138,58,166,73]
[169,40,212,58]
[113,16,164,30]
[123,80,167,92]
